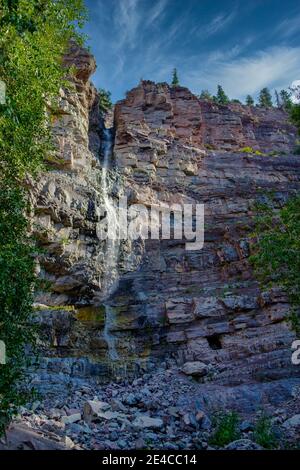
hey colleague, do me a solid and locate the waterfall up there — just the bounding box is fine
[103,305,119,361]
[100,128,120,292]
[100,126,120,361]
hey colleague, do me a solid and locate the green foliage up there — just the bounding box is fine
[99,88,112,113]
[289,87,300,135]
[250,195,300,330]
[231,99,242,104]
[0,184,38,434]
[275,89,292,110]
[287,308,300,335]
[293,144,300,155]
[279,89,293,110]
[274,90,280,108]
[209,411,241,447]
[199,89,213,101]
[171,68,179,86]
[253,414,278,449]
[214,85,229,105]
[290,105,300,134]
[0,0,87,179]
[246,95,255,106]
[239,146,264,155]
[0,0,86,435]
[259,87,273,108]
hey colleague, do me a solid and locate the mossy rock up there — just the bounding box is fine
[76,305,106,325]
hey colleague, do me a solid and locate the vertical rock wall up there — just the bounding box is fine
[31,49,300,390]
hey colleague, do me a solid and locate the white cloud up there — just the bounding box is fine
[114,0,141,49]
[291,80,300,103]
[146,0,168,27]
[194,10,237,39]
[185,46,300,100]
[275,14,300,39]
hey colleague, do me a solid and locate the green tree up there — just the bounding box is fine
[259,87,273,108]
[199,89,213,101]
[214,85,229,105]
[289,86,300,140]
[274,90,280,108]
[246,95,255,106]
[0,0,86,435]
[171,68,179,86]
[279,89,293,110]
[250,196,300,333]
[0,184,37,434]
[99,88,113,113]
[290,104,300,135]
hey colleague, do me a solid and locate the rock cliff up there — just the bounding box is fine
[30,45,300,410]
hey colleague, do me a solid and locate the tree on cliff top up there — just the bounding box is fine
[214,85,230,105]
[279,89,293,111]
[259,87,273,108]
[246,95,255,106]
[0,0,86,435]
[289,86,300,150]
[171,68,179,86]
[199,89,213,101]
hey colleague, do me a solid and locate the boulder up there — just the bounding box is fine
[61,413,81,425]
[182,361,208,377]
[282,414,300,429]
[83,400,111,423]
[225,439,263,450]
[132,415,163,430]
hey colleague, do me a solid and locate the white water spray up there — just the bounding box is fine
[100,127,120,361]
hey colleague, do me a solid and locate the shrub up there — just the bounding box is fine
[239,147,264,156]
[209,411,241,447]
[253,414,278,449]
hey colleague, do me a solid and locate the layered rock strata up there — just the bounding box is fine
[31,47,300,405]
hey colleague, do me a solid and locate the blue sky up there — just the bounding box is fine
[84,0,300,103]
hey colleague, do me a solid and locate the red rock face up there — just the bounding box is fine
[32,47,300,400]
[115,80,296,153]
[112,78,300,388]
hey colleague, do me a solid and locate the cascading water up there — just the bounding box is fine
[99,126,120,361]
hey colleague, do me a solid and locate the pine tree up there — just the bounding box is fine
[246,95,254,106]
[288,86,300,136]
[171,68,179,86]
[259,88,273,108]
[214,85,229,105]
[99,88,112,113]
[279,89,292,110]
[199,89,213,101]
[275,90,280,107]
